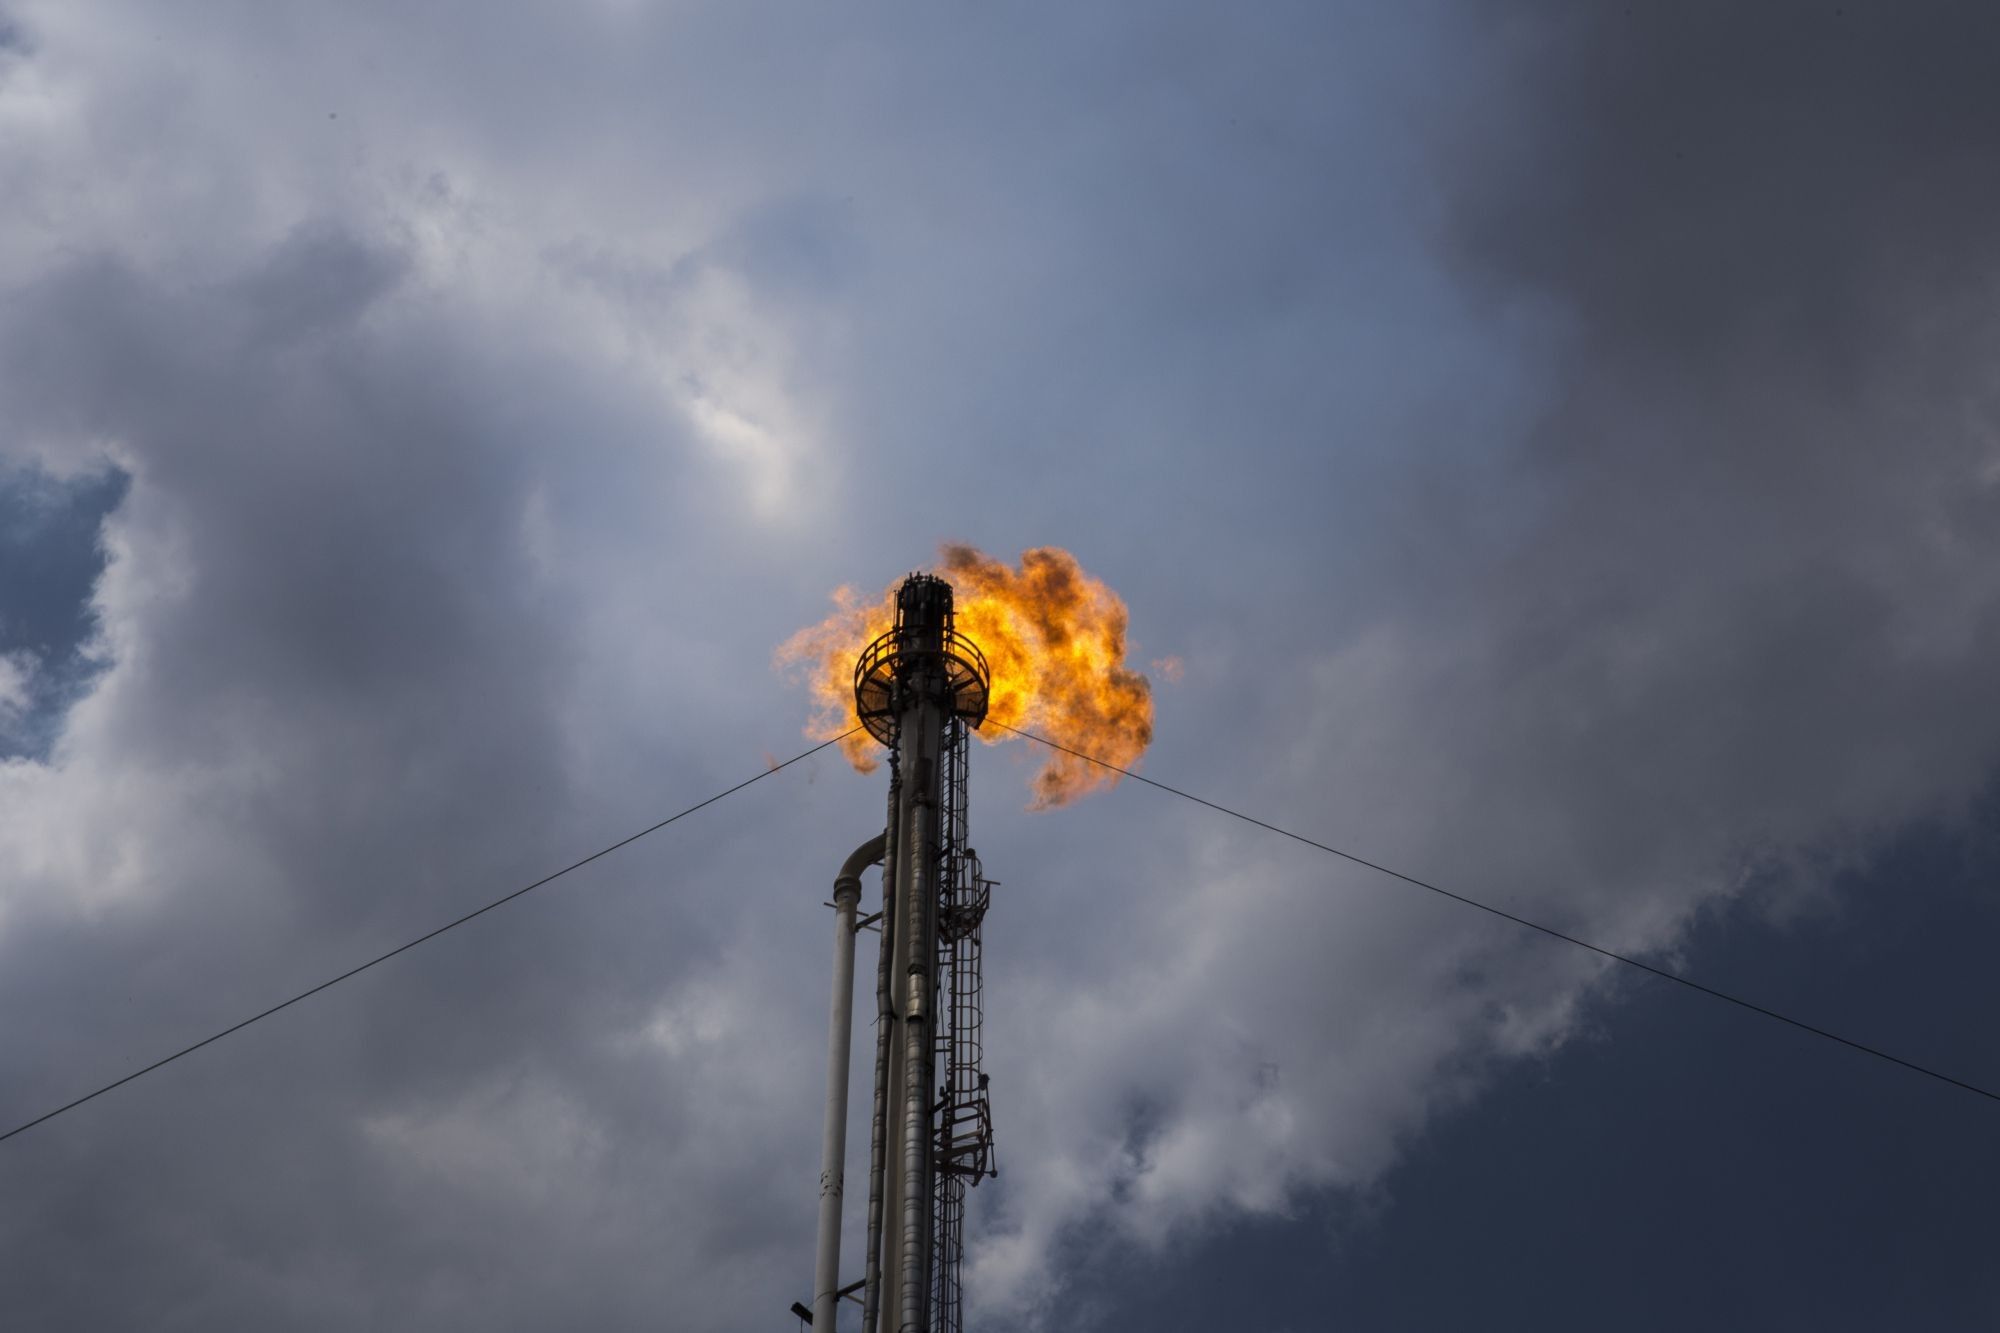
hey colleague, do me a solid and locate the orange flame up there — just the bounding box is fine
[776,545,1155,808]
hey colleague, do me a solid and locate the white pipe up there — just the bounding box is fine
[815,832,885,1331]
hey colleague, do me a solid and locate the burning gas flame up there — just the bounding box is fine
[776,545,1155,808]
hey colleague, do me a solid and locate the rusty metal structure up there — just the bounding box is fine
[805,574,998,1333]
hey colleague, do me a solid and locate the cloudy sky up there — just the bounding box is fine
[2,2,1997,1328]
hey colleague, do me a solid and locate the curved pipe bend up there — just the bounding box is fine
[835,832,888,900]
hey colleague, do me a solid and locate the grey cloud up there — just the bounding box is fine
[1402,0,2000,890]
[1,4,1996,1331]
[0,220,798,1326]
[1008,2,2000,1316]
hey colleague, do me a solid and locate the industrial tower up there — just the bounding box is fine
[806,574,998,1333]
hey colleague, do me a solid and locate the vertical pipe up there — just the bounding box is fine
[861,764,901,1333]
[815,834,885,1332]
[859,574,961,1333]
[898,694,944,1333]
[878,765,918,1333]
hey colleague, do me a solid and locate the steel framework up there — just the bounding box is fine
[810,573,997,1333]
[930,716,996,1333]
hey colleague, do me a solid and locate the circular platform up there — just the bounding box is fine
[853,626,991,746]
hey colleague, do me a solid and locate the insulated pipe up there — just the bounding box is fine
[878,770,918,1333]
[857,574,958,1333]
[815,832,886,1333]
[861,765,901,1333]
[898,706,944,1333]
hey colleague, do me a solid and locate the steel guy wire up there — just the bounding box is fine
[0,729,861,1145]
[992,720,2000,1107]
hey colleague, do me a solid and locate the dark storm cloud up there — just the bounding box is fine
[0,235,579,1326]
[4,3,1997,1330]
[1435,0,2000,550]
[1027,4,2000,1316]
[1407,0,2000,881]
[0,221,820,1327]
[1450,2,2000,376]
